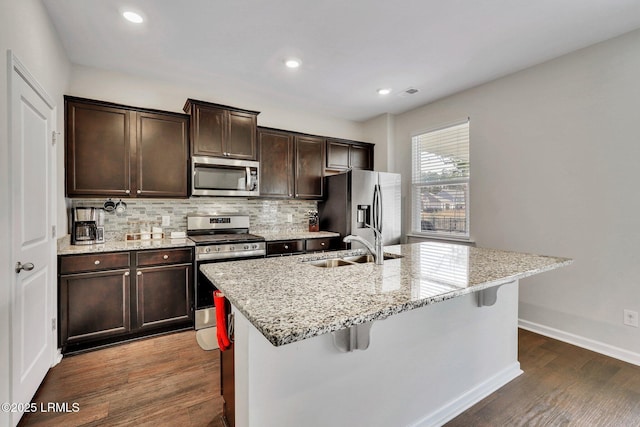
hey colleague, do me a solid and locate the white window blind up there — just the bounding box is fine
[411,120,470,238]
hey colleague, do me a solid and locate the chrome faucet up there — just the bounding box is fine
[343,225,383,265]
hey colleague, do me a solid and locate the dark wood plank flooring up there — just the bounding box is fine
[18,329,640,426]
[447,329,640,426]
[18,331,224,427]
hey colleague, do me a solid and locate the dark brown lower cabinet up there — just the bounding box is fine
[135,263,192,330]
[58,247,193,354]
[59,269,131,345]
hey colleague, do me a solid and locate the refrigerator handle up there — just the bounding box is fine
[373,184,382,232]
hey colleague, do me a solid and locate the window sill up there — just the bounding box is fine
[405,233,476,246]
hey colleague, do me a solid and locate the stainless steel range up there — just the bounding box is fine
[188,214,266,337]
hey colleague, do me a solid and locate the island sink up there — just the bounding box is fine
[306,253,403,268]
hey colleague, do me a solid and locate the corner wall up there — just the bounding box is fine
[378,28,640,359]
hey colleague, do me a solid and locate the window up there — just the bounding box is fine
[411,119,470,238]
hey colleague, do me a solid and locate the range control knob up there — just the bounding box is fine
[243,245,249,250]
[229,246,235,251]
[215,247,221,252]
[205,247,211,253]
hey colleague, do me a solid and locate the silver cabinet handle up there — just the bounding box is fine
[163,255,169,260]
[137,271,142,276]
[284,245,289,249]
[124,272,130,277]
[94,260,100,265]
[125,189,130,194]
[321,242,325,246]
[137,189,142,194]
[15,262,34,273]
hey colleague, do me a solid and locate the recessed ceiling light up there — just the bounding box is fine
[377,88,392,95]
[123,11,144,23]
[285,58,302,69]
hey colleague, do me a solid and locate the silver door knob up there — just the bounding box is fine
[15,262,34,273]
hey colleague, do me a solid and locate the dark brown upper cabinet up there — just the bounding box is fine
[258,128,325,200]
[258,128,294,198]
[183,99,259,160]
[65,96,189,198]
[295,135,325,199]
[326,138,374,172]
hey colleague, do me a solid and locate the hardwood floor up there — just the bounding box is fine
[447,329,640,426]
[18,329,640,426]
[18,331,224,427]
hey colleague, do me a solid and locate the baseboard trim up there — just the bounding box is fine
[411,362,523,427]
[518,319,640,367]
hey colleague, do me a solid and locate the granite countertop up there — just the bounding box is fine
[57,235,194,255]
[253,231,340,241]
[200,242,572,347]
[57,231,339,255]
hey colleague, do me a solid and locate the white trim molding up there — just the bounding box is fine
[519,319,640,367]
[413,363,523,427]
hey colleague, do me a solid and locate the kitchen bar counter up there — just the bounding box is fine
[200,241,571,347]
[205,242,571,427]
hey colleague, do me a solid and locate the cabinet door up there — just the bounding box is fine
[227,111,257,160]
[326,140,350,170]
[59,269,131,346]
[192,104,225,157]
[136,111,189,197]
[65,100,131,196]
[258,129,294,197]
[350,144,373,170]
[135,264,192,330]
[295,135,325,199]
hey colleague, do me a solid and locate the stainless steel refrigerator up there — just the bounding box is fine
[319,169,401,249]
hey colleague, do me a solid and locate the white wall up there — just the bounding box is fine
[68,64,365,140]
[380,28,640,358]
[362,113,395,172]
[0,0,71,423]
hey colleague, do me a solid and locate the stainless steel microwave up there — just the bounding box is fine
[191,156,260,197]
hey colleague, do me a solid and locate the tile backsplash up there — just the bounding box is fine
[71,198,318,241]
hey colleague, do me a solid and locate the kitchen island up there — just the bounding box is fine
[201,242,571,427]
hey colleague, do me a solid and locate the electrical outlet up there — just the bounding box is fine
[161,215,171,227]
[287,213,293,223]
[623,309,639,327]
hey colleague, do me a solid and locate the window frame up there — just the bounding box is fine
[410,119,471,240]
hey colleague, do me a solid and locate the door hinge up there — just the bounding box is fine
[51,318,56,331]
[51,131,59,146]
[52,225,56,239]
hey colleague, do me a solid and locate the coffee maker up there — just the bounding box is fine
[71,207,105,245]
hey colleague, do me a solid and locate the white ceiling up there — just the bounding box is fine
[42,0,640,122]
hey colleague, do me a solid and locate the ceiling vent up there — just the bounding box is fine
[397,87,419,98]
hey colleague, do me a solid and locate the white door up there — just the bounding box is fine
[9,52,57,426]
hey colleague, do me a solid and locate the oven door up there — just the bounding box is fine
[192,156,259,197]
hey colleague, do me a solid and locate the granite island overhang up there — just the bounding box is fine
[200,242,572,427]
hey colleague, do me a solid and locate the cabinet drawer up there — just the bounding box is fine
[60,252,130,274]
[136,248,193,267]
[266,240,305,256]
[306,238,337,252]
